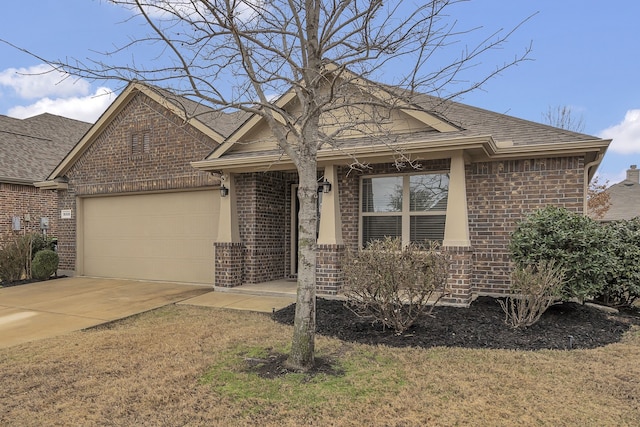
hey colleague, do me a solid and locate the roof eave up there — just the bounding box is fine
[191,136,611,174]
[0,177,36,186]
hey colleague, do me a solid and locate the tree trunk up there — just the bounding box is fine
[287,158,318,371]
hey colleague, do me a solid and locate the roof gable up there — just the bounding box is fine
[47,82,234,180]
[208,67,459,160]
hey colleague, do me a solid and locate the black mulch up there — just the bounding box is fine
[273,297,640,351]
[0,276,65,288]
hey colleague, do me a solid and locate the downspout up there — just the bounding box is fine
[583,152,606,215]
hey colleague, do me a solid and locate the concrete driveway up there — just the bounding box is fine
[0,277,212,349]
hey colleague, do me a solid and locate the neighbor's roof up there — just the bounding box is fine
[600,179,640,221]
[0,113,92,184]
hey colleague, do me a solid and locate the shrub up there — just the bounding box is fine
[499,261,564,328]
[30,234,57,257]
[596,218,640,307]
[509,206,608,302]
[31,249,59,281]
[342,237,450,334]
[0,235,31,282]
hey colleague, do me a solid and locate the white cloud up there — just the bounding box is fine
[0,64,91,99]
[7,87,115,123]
[599,109,640,154]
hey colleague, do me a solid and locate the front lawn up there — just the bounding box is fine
[1,303,639,426]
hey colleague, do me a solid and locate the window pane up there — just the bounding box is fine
[362,177,403,212]
[410,174,449,212]
[410,215,446,242]
[362,216,401,246]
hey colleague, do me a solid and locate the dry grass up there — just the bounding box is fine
[1,304,639,426]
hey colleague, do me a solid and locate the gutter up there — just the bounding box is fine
[0,176,36,186]
[583,151,607,215]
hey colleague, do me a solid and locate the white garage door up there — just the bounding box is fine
[81,190,218,284]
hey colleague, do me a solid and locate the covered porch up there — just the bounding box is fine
[195,149,475,305]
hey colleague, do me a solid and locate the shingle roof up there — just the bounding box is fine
[404,92,600,147]
[601,180,640,221]
[0,113,92,183]
[150,86,249,138]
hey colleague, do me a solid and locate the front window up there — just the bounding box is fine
[361,173,448,246]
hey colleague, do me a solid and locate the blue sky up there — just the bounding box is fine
[0,0,638,184]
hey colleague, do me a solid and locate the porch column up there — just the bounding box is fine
[317,164,344,295]
[443,151,470,247]
[442,151,473,306]
[214,172,243,288]
[317,164,343,245]
[217,173,240,243]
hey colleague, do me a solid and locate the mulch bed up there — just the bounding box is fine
[0,276,65,288]
[273,296,640,351]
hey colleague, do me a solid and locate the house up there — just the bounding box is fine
[37,78,610,305]
[598,165,640,221]
[0,113,91,245]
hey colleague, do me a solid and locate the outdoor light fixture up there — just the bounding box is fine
[318,179,332,194]
[220,184,229,197]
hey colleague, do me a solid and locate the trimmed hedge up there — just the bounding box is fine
[31,249,59,281]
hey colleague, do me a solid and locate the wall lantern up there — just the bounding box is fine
[220,184,229,197]
[318,179,332,194]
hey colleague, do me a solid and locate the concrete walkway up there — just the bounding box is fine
[0,277,296,349]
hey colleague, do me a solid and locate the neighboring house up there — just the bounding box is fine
[598,165,640,221]
[37,79,610,305]
[0,113,91,245]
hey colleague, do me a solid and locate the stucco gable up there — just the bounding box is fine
[207,67,458,160]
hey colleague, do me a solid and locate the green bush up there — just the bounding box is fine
[596,218,640,307]
[342,237,450,334]
[31,249,59,281]
[509,206,608,302]
[30,234,57,257]
[499,261,564,328]
[0,235,31,282]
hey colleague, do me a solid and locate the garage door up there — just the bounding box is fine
[81,190,218,284]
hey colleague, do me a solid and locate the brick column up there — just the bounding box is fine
[214,242,244,287]
[316,244,344,295]
[442,246,473,306]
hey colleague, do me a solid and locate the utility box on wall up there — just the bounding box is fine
[11,216,20,231]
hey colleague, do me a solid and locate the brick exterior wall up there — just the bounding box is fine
[55,92,220,273]
[0,183,58,246]
[316,244,344,295]
[214,242,244,287]
[236,171,292,284]
[467,156,584,295]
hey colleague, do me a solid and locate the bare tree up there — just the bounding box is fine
[543,105,585,133]
[3,0,532,370]
[587,175,611,219]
